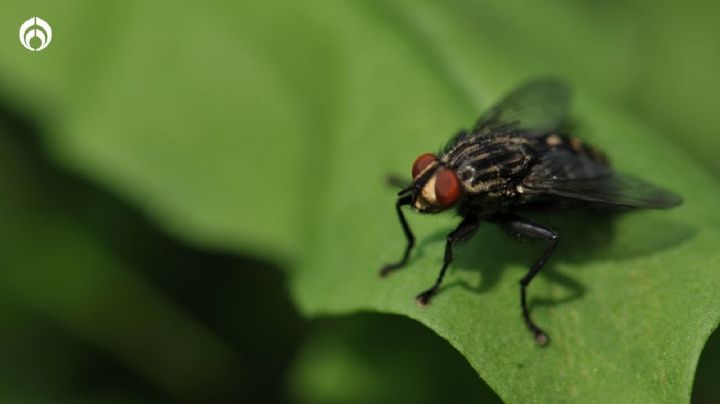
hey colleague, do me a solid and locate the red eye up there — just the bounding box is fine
[412,153,437,179]
[435,168,461,207]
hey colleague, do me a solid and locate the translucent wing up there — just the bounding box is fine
[525,174,681,208]
[474,77,571,136]
[523,150,681,209]
[526,147,611,180]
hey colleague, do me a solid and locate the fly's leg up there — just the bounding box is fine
[416,215,479,305]
[489,213,558,346]
[380,194,414,276]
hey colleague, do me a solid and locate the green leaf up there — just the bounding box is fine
[2,1,720,403]
[0,114,245,403]
[1,0,340,261]
[289,2,720,403]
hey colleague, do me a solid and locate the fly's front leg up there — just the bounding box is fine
[416,215,479,305]
[489,213,558,346]
[380,194,414,276]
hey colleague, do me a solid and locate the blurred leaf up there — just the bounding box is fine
[286,314,500,404]
[0,110,247,403]
[0,0,340,261]
[693,328,720,403]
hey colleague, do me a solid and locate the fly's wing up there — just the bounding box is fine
[523,149,682,209]
[474,77,571,136]
[525,175,682,208]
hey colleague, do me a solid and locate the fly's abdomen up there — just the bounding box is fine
[529,134,612,180]
[543,134,608,165]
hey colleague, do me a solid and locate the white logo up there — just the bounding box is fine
[19,17,52,51]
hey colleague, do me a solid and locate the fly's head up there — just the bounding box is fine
[401,153,463,213]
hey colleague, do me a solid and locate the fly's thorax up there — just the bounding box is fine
[446,134,536,195]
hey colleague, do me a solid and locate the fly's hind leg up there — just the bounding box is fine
[489,212,558,346]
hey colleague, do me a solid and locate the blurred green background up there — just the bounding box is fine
[1,0,720,403]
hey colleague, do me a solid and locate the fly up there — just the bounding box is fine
[380,78,681,346]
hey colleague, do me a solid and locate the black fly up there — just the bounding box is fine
[380,78,681,346]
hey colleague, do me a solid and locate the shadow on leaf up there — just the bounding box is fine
[411,208,694,310]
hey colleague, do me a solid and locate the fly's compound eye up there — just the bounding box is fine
[412,153,437,179]
[435,168,462,207]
